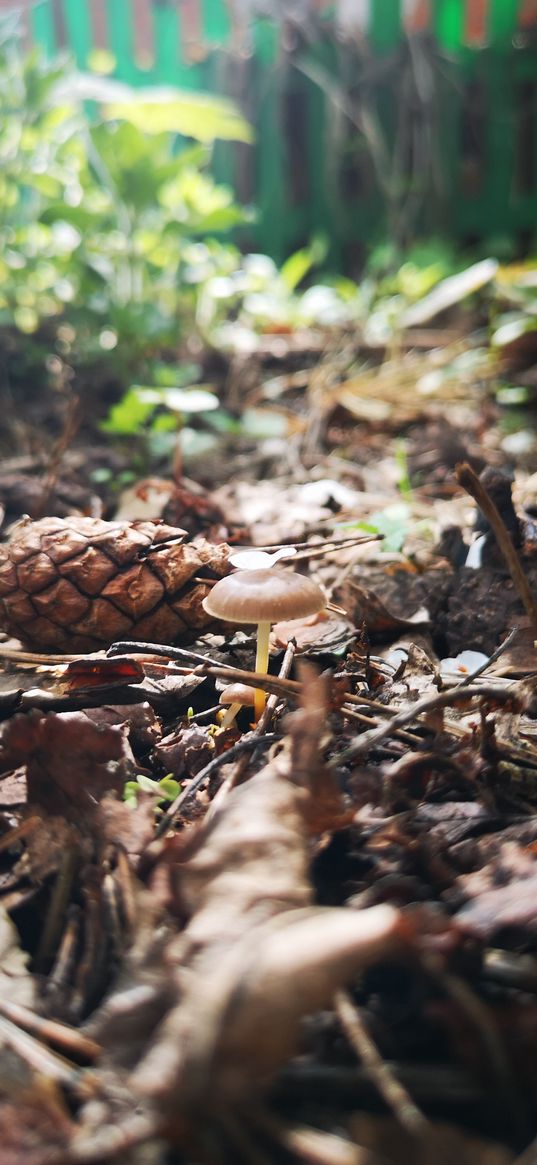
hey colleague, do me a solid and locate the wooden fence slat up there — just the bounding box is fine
[434,0,464,52]
[180,0,203,61]
[107,0,138,81]
[488,0,518,42]
[51,0,65,46]
[21,0,31,48]
[369,0,401,53]
[63,0,92,65]
[153,1,178,81]
[200,0,230,44]
[402,0,430,32]
[90,0,108,50]
[30,0,57,54]
[465,0,488,45]
[519,0,537,27]
[132,0,153,66]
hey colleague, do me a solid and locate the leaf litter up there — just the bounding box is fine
[3,313,537,1164]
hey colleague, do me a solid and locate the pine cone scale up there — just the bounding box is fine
[32,579,91,625]
[58,547,118,595]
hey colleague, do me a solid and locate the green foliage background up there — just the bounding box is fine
[0,17,251,391]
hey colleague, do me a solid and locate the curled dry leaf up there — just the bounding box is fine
[153,724,214,779]
[0,516,230,651]
[271,609,355,654]
[79,687,411,1156]
[336,579,431,641]
[0,709,138,820]
[129,755,407,1110]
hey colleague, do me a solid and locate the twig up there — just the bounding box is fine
[0,999,100,1062]
[451,625,520,689]
[255,640,296,735]
[196,663,302,699]
[70,1113,158,1163]
[250,1107,377,1165]
[0,1015,80,1084]
[250,535,378,555]
[155,646,297,835]
[34,844,79,973]
[277,1060,486,1108]
[455,462,537,637]
[330,683,520,768]
[334,989,429,1138]
[0,647,99,665]
[0,816,41,853]
[107,640,236,671]
[342,704,422,746]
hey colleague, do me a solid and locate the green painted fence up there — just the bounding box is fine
[12,1,537,263]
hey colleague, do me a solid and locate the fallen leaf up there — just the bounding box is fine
[0,710,138,820]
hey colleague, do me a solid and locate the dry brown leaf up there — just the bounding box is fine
[336,580,430,641]
[0,709,137,819]
[75,694,411,1156]
[271,610,355,654]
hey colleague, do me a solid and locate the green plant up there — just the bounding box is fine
[0,16,251,394]
[123,773,181,809]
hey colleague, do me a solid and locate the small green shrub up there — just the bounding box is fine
[0,16,251,401]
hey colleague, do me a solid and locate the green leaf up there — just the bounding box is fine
[280,235,328,292]
[63,74,253,143]
[100,387,156,435]
[278,248,314,293]
[158,776,181,801]
[340,504,411,554]
[106,92,253,144]
[123,780,141,806]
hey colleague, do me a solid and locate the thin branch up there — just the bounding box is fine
[330,683,520,767]
[455,462,537,636]
[334,989,429,1139]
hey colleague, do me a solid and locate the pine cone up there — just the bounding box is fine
[0,517,231,652]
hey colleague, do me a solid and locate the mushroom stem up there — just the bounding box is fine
[254,620,271,720]
[218,702,243,730]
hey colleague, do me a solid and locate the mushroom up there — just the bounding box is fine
[202,568,326,721]
[218,683,257,729]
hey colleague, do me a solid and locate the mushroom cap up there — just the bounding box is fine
[202,568,325,625]
[220,683,257,706]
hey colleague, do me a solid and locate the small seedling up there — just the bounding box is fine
[123,773,182,808]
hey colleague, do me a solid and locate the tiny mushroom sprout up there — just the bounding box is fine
[218,683,257,729]
[202,568,326,721]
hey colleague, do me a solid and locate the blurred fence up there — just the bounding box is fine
[5,0,537,264]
